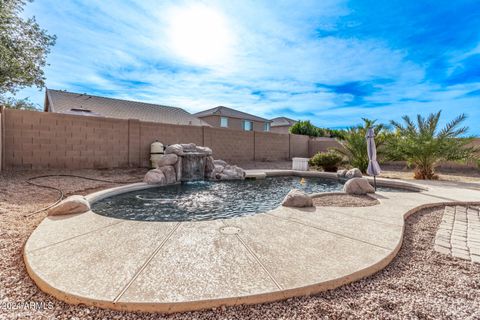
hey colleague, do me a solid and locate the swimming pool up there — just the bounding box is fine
[92,176,395,222]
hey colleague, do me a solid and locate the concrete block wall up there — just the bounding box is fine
[254,131,289,161]
[0,109,312,170]
[289,134,309,158]
[2,109,477,171]
[2,108,129,169]
[308,137,343,156]
[203,127,254,162]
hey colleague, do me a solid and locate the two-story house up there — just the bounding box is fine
[194,106,272,132]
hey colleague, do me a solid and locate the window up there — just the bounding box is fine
[264,122,270,132]
[220,117,228,128]
[243,120,253,131]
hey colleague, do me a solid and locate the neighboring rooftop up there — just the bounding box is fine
[271,117,297,127]
[44,89,210,126]
[194,106,271,122]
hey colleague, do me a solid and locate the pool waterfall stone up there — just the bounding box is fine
[180,152,207,181]
[144,143,246,185]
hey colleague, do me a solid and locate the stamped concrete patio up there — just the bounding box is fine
[23,170,480,313]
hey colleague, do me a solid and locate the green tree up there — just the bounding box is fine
[386,111,477,179]
[0,96,39,110]
[0,0,55,104]
[335,118,390,173]
[289,120,321,137]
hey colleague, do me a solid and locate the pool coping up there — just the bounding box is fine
[25,171,476,314]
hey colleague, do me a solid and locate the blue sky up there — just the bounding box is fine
[18,0,480,134]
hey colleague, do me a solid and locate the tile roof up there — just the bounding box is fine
[45,89,210,126]
[270,117,297,127]
[194,106,270,122]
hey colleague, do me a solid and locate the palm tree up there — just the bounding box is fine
[335,118,390,173]
[386,111,477,179]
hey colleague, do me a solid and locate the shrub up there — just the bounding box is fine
[385,111,478,179]
[309,151,343,172]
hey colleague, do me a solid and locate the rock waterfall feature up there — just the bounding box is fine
[144,143,245,185]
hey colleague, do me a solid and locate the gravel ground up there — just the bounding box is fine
[312,194,379,207]
[1,169,479,319]
[379,164,480,183]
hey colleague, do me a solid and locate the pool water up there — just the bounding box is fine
[92,177,384,222]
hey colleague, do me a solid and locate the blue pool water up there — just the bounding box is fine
[92,176,390,222]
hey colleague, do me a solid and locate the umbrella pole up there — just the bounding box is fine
[374,176,377,191]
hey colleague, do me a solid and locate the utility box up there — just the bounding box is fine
[292,157,309,171]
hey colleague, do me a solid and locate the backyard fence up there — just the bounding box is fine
[1,107,478,171]
[0,108,315,170]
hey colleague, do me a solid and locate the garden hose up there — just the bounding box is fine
[24,174,140,217]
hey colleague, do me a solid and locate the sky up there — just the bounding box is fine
[17,0,480,134]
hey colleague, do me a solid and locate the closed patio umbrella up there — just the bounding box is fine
[366,128,381,190]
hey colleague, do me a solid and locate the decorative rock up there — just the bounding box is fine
[232,165,246,179]
[209,165,224,180]
[343,177,375,195]
[220,167,242,180]
[181,143,197,152]
[346,168,363,179]
[337,169,347,178]
[205,156,215,176]
[155,154,178,168]
[281,189,313,207]
[157,165,177,184]
[47,195,90,216]
[144,169,166,185]
[213,159,228,167]
[196,146,213,155]
[209,164,245,180]
[164,144,184,156]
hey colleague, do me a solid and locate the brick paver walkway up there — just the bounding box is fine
[434,206,480,263]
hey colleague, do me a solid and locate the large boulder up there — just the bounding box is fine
[144,169,166,185]
[164,144,184,156]
[337,169,347,178]
[196,146,213,155]
[220,166,245,180]
[343,178,375,195]
[181,143,197,152]
[157,165,177,184]
[48,195,90,216]
[155,154,178,168]
[281,189,313,207]
[345,168,362,179]
[213,159,228,167]
[209,164,224,180]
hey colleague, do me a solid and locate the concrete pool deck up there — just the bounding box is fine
[23,170,480,313]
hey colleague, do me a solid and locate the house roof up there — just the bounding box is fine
[45,89,210,126]
[194,106,271,122]
[270,117,297,127]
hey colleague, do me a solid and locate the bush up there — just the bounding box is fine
[309,151,343,172]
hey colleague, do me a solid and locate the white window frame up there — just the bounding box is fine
[243,120,253,131]
[264,122,270,132]
[220,116,228,128]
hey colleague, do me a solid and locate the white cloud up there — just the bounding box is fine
[14,0,480,134]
